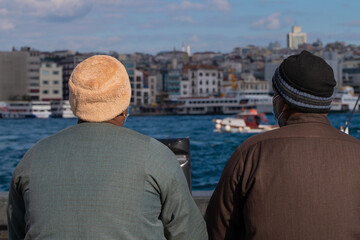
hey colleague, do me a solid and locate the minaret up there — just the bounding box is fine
[182,42,185,52]
[187,42,191,56]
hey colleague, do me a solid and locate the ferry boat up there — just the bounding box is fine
[51,100,75,118]
[213,109,278,133]
[331,86,360,112]
[0,101,51,118]
[176,91,273,115]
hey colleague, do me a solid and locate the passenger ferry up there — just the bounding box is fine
[51,100,75,118]
[331,86,359,112]
[176,91,273,115]
[0,101,51,118]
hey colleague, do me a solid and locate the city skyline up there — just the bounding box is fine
[1,0,360,54]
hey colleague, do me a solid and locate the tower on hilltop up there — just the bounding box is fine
[287,25,307,49]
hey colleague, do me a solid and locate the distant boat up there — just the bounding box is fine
[331,86,359,112]
[176,91,273,115]
[0,101,51,119]
[213,109,278,133]
[50,100,75,118]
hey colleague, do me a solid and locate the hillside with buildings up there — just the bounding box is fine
[1,26,360,115]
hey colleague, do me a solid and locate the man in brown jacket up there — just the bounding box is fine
[205,51,360,240]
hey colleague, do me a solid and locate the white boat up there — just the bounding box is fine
[51,100,75,118]
[213,109,278,133]
[1,101,51,118]
[176,91,273,115]
[331,86,359,112]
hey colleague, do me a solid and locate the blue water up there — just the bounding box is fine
[1,113,360,191]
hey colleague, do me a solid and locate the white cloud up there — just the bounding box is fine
[0,8,7,15]
[212,0,230,11]
[0,19,15,31]
[168,1,205,11]
[173,16,194,23]
[251,12,281,30]
[13,0,93,21]
[190,35,200,42]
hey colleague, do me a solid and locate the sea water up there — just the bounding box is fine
[1,113,360,191]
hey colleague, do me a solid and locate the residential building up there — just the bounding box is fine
[0,51,28,100]
[287,25,307,49]
[58,55,91,100]
[322,51,343,89]
[39,62,63,101]
[238,73,269,93]
[21,47,41,100]
[167,69,182,98]
[181,64,223,97]
[148,74,158,104]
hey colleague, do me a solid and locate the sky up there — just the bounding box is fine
[1,0,360,54]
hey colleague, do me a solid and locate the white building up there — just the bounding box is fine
[181,64,223,97]
[287,25,307,49]
[39,62,63,101]
[322,51,343,89]
[148,75,157,104]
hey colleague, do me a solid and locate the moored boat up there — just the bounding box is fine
[213,109,278,133]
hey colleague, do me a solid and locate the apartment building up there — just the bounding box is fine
[181,64,223,97]
[39,62,63,101]
[0,51,28,100]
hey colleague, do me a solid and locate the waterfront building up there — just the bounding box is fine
[264,58,283,92]
[322,50,343,90]
[167,69,182,98]
[238,73,269,93]
[342,57,360,94]
[180,64,223,97]
[58,55,91,100]
[287,25,307,49]
[39,62,63,101]
[148,74,158,104]
[21,47,41,101]
[0,51,28,100]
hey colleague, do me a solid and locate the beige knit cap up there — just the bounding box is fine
[69,55,131,122]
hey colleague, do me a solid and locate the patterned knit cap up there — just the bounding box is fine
[272,50,336,113]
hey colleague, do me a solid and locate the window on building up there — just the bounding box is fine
[53,80,59,84]
[136,91,141,96]
[42,70,49,75]
[53,71,59,75]
[200,81,202,85]
[43,80,49,85]
[206,73,209,76]
[213,89,216,93]
[183,91,187,95]
[136,76,141,82]
[53,90,59,94]
[206,80,209,85]
[43,90,49,94]
[136,84,141,88]
[206,88,209,93]
[213,80,215,85]
[200,89,203,93]
[199,72,203,76]
[212,73,216,76]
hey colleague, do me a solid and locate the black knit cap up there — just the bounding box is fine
[272,50,336,113]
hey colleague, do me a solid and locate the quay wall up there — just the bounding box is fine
[0,191,212,239]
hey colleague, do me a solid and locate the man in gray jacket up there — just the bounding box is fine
[205,51,360,239]
[7,55,207,240]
